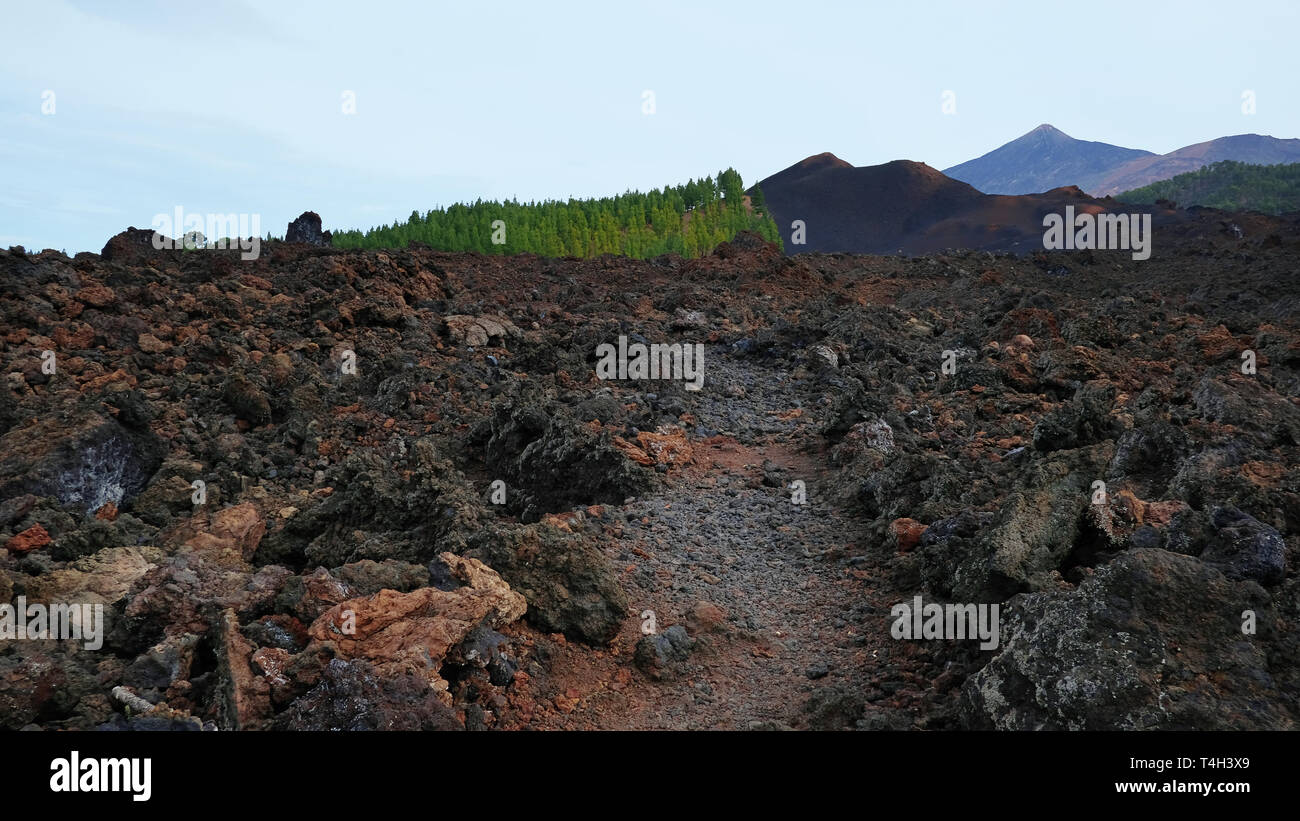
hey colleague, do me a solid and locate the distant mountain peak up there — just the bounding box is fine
[1090,133,1300,196]
[947,124,1300,197]
[942,126,1153,194]
[1018,124,1074,144]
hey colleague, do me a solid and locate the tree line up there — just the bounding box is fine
[331,168,783,258]
[1117,160,1300,215]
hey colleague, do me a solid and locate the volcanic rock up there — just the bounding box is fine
[0,411,164,516]
[305,553,525,699]
[285,211,332,246]
[466,523,627,644]
[962,549,1290,730]
[634,625,693,680]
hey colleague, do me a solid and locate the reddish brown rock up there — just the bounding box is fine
[293,568,358,621]
[52,323,95,349]
[80,368,137,393]
[307,553,525,700]
[123,558,291,640]
[165,503,266,564]
[443,314,521,347]
[99,227,161,262]
[251,647,291,687]
[1006,333,1035,353]
[216,609,272,730]
[74,282,116,308]
[613,426,694,468]
[686,600,729,635]
[136,333,169,354]
[5,523,51,554]
[890,518,928,553]
[207,504,266,560]
[1197,324,1241,362]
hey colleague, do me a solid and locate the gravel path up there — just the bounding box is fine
[511,350,914,730]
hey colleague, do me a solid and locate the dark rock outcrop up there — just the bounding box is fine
[962,549,1290,730]
[467,523,628,644]
[285,211,332,246]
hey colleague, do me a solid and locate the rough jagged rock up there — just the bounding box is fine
[952,443,1113,600]
[215,608,272,730]
[962,549,1290,730]
[335,559,431,596]
[443,314,522,348]
[472,387,652,521]
[1031,380,1119,452]
[223,373,272,425]
[22,544,160,605]
[113,508,287,651]
[131,461,207,527]
[278,658,462,730]
[634,625,693,680]
[466,523,628,644]
[285,211,332,246]
[4,523,51,554]
[0,411,164,517]
[256,437,486,567]
[0,649,103,728]
[100,227,163,262]
[1201,505,1287,585]
[304,553,525,700]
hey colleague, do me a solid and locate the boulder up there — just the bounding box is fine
[1202,505,1287,585]
[305,553,525,698]
[100,227,163,262]
[634,625,693,680]
[472,388,651,521]
[962,549,1291,730]
[278,658,462,731]
[951,443,1112,600]
[285,211,332,246]
[466,523,627,644]
[443,314,522,347]
[23,545,160,606]
[257,437,486,567]
[0,411,164,516]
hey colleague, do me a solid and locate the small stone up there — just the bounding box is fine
[890,518,928,552]
[806,663,831,680]
[686,601,728,635]
[634,625,693,680]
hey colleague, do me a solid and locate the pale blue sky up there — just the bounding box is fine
[2,0,1297,253]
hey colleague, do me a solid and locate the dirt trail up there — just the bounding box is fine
[504,350,922,730]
